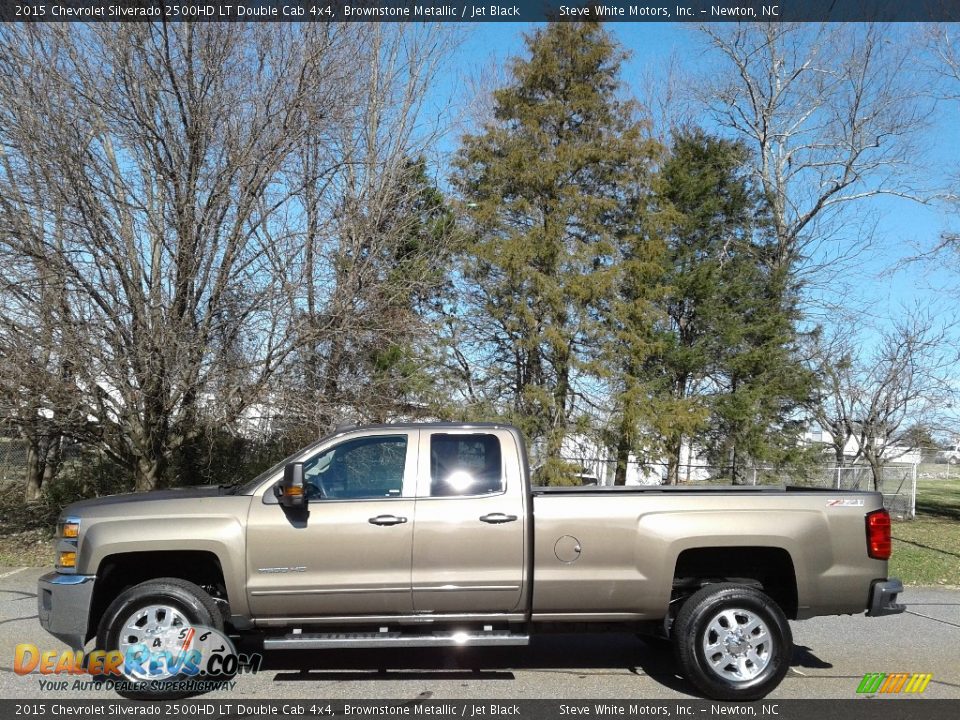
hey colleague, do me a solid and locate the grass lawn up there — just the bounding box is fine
[890,472,960,587]
[0,528,54,568]
[0,492,57,568]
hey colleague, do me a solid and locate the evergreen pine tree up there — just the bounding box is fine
[652,130,813,483]
[454,22,658,484]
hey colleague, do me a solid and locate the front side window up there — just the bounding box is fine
[429,433,503,497]
[303,435,407,500]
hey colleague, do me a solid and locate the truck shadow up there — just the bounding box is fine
[261,634,692,695]
[261,635,834,697]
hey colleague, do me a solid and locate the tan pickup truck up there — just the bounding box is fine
[38,422,903,700]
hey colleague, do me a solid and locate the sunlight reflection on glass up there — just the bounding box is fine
[446,471,474,492]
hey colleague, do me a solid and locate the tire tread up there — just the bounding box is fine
[673,582,792,701]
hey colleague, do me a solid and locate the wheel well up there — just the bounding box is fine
[87,550,227,642]
[672,546,798,620]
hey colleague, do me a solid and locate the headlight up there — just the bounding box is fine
[58,516,81,539]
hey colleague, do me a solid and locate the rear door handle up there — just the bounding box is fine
[368,514,408,526]
[480,513,518,524]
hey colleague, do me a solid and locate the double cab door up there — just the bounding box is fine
[246,428,526,619]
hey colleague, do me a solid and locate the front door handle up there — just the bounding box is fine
[368,514,408,526]
[480,513,518,524]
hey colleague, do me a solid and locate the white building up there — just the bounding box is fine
[803,428,921,466]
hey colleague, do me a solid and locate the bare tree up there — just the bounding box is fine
[922,26,960,245]
[697,23,928,288]
[806,329,858,469]
[274,24,459,439]
[926,24,960,102]
[0,24,348,492]
[0,229,89,499]
[808,311,954,489]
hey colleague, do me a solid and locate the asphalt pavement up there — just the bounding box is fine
[1,566,957,700]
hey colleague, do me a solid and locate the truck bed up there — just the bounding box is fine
[530,485,885,621]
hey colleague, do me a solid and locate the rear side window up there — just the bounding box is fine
[429,434,503,497]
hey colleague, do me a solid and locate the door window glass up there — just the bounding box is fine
[429,434,503,497]
[303,435,407,500]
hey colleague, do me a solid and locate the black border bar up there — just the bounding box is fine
[2,699,960,719]
[2,0,960,23]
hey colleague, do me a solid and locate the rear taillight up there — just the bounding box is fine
[866,509,892,560]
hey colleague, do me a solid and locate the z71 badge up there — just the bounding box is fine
[827,498,865,507]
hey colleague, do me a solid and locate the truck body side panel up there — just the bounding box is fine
[531,491,888,620]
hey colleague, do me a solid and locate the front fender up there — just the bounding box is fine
[79,515,249,617]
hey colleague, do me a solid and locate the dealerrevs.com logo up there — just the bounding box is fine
[856,672,933,695]
[14,625,262,693]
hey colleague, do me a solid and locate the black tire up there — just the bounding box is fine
[96,577,224,700]
[673,583,792,701]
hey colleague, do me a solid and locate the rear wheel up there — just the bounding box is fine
[673,583,792,701]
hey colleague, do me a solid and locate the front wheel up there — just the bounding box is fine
[96,577,225,700]
[673,583,792,701]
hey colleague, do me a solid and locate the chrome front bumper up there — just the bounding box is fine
[867,578,905,617]
[37,571,95,649]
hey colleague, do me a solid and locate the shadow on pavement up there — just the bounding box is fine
[259,634,696,695]
[259,634,838,697]
[792,645,832,669]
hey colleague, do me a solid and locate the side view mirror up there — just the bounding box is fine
[275,462,307,509]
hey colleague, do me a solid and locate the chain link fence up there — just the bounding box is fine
[560,455,921,519]
[0,437,28,485]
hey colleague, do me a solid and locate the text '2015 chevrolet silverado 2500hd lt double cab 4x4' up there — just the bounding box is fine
[38,423,904,701]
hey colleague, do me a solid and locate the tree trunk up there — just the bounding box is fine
[23,441,44,501]
[867,456,883,492]
[135,455,164,493]
[665,435,682,486]
[834,443,845,468]
[42,434,62,488]
[613,427,630,486]
[545,342,571,462]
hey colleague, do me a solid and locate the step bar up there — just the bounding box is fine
[263,629,530,650]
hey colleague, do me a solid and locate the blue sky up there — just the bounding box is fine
[427,22,960,338]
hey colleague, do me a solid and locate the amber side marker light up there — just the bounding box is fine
[61,522,79,539]
[57,551,77,568]
[866,508,892,560]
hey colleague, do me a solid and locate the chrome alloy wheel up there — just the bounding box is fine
[117,603,191,658]
[701,608,773,682]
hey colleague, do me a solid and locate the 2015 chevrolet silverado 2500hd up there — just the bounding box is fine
[38,423,904,700]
